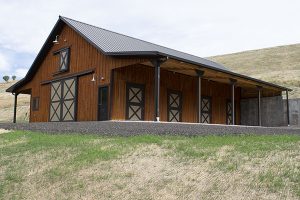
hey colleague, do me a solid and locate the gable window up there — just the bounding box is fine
[53,47,70,73]
[58,48,70,72]
[32,97,40,111]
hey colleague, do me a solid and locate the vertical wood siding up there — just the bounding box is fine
[16,24,146,122]
[112,64,241,124]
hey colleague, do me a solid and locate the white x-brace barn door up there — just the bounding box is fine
[49,78,77,122]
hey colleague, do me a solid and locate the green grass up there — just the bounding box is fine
[0,131,299,199]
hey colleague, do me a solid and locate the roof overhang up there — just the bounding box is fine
[109,52,291,92]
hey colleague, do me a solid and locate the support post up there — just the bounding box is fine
[286,90,290,126]
[109,69,115,120]
[196,70,204,123]
[230,79,237,125]
[151,57,168,121]
[257,86,262,126]
[154,60,161,121]
[13,93,18,123]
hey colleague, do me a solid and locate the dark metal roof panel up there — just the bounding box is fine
[61,16,229,72]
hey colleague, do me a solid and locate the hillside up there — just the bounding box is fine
[0,81,30,122]
[209,43,300,98]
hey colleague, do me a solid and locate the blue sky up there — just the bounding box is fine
[0,0,300,81]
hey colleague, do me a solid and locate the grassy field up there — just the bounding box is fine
[0,130,299,199]
[209,43,300,98]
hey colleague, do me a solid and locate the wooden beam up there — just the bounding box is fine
[109,69,115,120]
[257,86,262,126]
[13,93,18,123]
[196,70,204,123]
[41,69,95,85]
[152,60,161,121]
[230,79,237,125]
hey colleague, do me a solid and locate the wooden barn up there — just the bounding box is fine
[7,16,291,126]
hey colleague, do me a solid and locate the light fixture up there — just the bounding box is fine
[91,74,96,82]
[91,73,104,82]
[53,35,59,44]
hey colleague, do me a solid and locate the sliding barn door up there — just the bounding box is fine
[167,90,182,122]
[49,78,77,122]
[126,83,145,121]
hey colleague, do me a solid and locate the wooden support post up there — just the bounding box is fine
[151,57,168,122]
[230,79,237,125]
[13,93,18,123]
[109,69,115,120]
[286,90,290,126]
[196,70,204,123]
[257,86,262,126]
[154,60,160,121]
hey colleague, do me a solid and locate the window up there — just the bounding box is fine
[53,48,70,73]
[58,48,70,72]
[32,97,40,111]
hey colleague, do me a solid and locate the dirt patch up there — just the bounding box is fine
[0,129,11,134]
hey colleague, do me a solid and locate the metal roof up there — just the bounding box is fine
[6,16,291,93]
[60,16,230,72]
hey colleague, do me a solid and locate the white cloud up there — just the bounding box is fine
[0,0,299,78]
[0,53,10,73]
[14,68,28,79]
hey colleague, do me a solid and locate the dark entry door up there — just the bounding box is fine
[126,83,145,121]
[167,90,182,122]
[49,77,77,122]
[98,86,109,121]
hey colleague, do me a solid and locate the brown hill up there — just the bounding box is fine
[209,43,300,98]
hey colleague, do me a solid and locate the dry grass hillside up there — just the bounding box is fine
[209,43,300,98]
[0,81,30,122]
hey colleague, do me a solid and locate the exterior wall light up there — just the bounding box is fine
[91,73,104,82]
[53,35,59,44]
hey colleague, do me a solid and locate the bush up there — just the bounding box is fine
[12,75,16,80]
[3,75,9,82]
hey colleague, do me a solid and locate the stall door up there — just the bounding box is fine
[226,100,236,125]
[49,78,77,122]
[167,90,182,122]
[126,83,145,121]
[201,96,212,123]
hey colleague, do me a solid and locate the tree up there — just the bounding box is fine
[12,75,16,80]
[3,75,9,82]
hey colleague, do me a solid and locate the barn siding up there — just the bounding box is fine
[16,24,147,122]
[112,65,241,124]
[15,23,240,125]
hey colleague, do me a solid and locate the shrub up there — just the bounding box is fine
[12,75,16,80]
[3,75,9,82]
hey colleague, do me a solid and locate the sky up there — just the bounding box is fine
[0,0,299,80]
